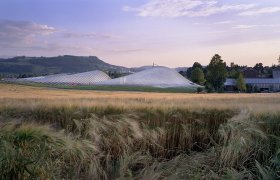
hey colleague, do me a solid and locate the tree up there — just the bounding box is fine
[108,71,122,79]
[191,67,205,85]
[253,63,264,73]
[186,62,203,79]
[206,54,227,91]
[192,62,203,69]
[278,55,280,65]
[228,69,239,78]
[236,73,246,92]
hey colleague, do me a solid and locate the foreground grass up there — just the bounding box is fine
[0,84,279,179]
[0,123,102,179]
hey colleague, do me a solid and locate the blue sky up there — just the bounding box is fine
[0,0,280,67]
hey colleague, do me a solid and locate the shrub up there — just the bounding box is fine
[197,87,203,93]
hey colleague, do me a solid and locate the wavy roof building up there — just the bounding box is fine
[20,70,111,85]
[97,67,200,88]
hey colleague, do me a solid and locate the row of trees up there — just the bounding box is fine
[181,54,271,92]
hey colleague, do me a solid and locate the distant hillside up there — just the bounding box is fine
[174,67,188,72]
[0,55,128,77]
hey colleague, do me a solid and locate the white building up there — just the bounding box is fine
[225,69,280,92]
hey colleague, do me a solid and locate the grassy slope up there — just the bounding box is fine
[0,84,279,179]
[0,55,127,76]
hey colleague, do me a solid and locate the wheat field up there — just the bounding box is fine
[1,83,280,112]
[0,83,279,179]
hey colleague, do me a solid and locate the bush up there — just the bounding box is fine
[196,87,204,93]
[206,84,214,93]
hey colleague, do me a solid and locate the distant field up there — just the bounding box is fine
[0,83,279,179]
[1,83,280,112]
[3,81,198,93]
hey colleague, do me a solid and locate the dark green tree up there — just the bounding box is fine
[186,62,203,78]
[253,63,264,73]
[191,67,206,85]
[228,69,239,78]
[206,54,227,91]
[236,73,246,92]
[192,62,203,69]
[228,62,241,78]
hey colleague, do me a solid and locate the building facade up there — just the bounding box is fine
[224,69,280,92]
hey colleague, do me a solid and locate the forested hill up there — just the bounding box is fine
[0,55,128,77]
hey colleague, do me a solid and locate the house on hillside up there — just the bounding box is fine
[224,69,280,92]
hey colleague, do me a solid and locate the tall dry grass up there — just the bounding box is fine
[0,83,279,179]
[0,123,105,179]
[1,83,280,113]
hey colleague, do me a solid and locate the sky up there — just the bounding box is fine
[0,0,280,67]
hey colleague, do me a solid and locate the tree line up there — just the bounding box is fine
[179,54,280,92]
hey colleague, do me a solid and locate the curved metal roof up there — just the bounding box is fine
[97,67,201,88]
[20,70,111,85]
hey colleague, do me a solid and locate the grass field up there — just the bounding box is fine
[0,83,279,179]
[5,81,198,93]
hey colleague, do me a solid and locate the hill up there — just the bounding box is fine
[0,55,128,77]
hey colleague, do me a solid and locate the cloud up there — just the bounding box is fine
[63,32,117,40]
[0,20,56,44]
[239,7,280,16]
[207,30,226,34]
[0,20,99,56]
[29,42,96,53]
[123,0,204,17]
[123,0,255,17]
[0,20,119,56]
[214,21,232,24]
[0,39,99,57]
[233,25,258,29]
[233,24,279,29]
